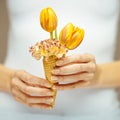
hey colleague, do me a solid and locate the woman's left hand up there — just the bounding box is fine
[51,53,97,90]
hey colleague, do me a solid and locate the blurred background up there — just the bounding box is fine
[0,0,9,63]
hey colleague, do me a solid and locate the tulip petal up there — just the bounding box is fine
[59,23,74,45]
[40,7,58,32]
[66,28,84,50]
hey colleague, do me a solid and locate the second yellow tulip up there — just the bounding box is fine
[59,23,84,50]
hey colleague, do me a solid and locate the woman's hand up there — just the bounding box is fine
[52,53,97,90]
[10,70,54,109]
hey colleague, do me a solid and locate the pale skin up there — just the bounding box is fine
[0,53,120,110]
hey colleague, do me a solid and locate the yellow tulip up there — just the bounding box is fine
[59,23,84,50]
[40,7,58,33]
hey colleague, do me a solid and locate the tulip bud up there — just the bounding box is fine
[40,7,58,32]
[59,23,84,50]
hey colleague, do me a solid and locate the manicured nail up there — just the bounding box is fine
[51,76,58,81]
[56,60,63,66]
[47,92,54,96]
[40,81,52,88]
[46,83,52,88]
[47,106,53,110]
[46,98,54,104]
[52,69,60,74]
[52,86,57,90]
[50,99,54,104]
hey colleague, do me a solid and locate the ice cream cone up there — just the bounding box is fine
[29,39,68,108]
[43,55,57,107]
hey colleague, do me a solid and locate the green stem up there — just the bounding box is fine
[55,29,58,40]
[50,32,53,39]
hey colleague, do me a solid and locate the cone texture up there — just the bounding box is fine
[43,55,57,107]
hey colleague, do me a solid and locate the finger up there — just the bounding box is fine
[14,96,25,105]
[29,103,52,110]
[52,62,96,75]
[12,77,54,96]
[51,72,94,83]
[56,53,95,66]
[14,97,52,110]
[15,70,51,88]
[12,87,53,104]
[53,81,89,90]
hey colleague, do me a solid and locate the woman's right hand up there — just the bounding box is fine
[10,70,54,110]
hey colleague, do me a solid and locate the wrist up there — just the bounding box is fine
[0,64,15,93]
[88,64,102,88]
[6,68,15,93]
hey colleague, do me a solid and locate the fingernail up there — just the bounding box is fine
[47,92,53,96]
[51,76,58,81]
[52,69,60,74]
[50,98,54,103]
[56,60,63,66]
[46,98,54,104]
[46,84,52,88]
[40,81,52,88]
[52,86,57,90]
[43,83,52,88]
[47,106,53,110]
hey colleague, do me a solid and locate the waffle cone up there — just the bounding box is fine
[43,55,57,107]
